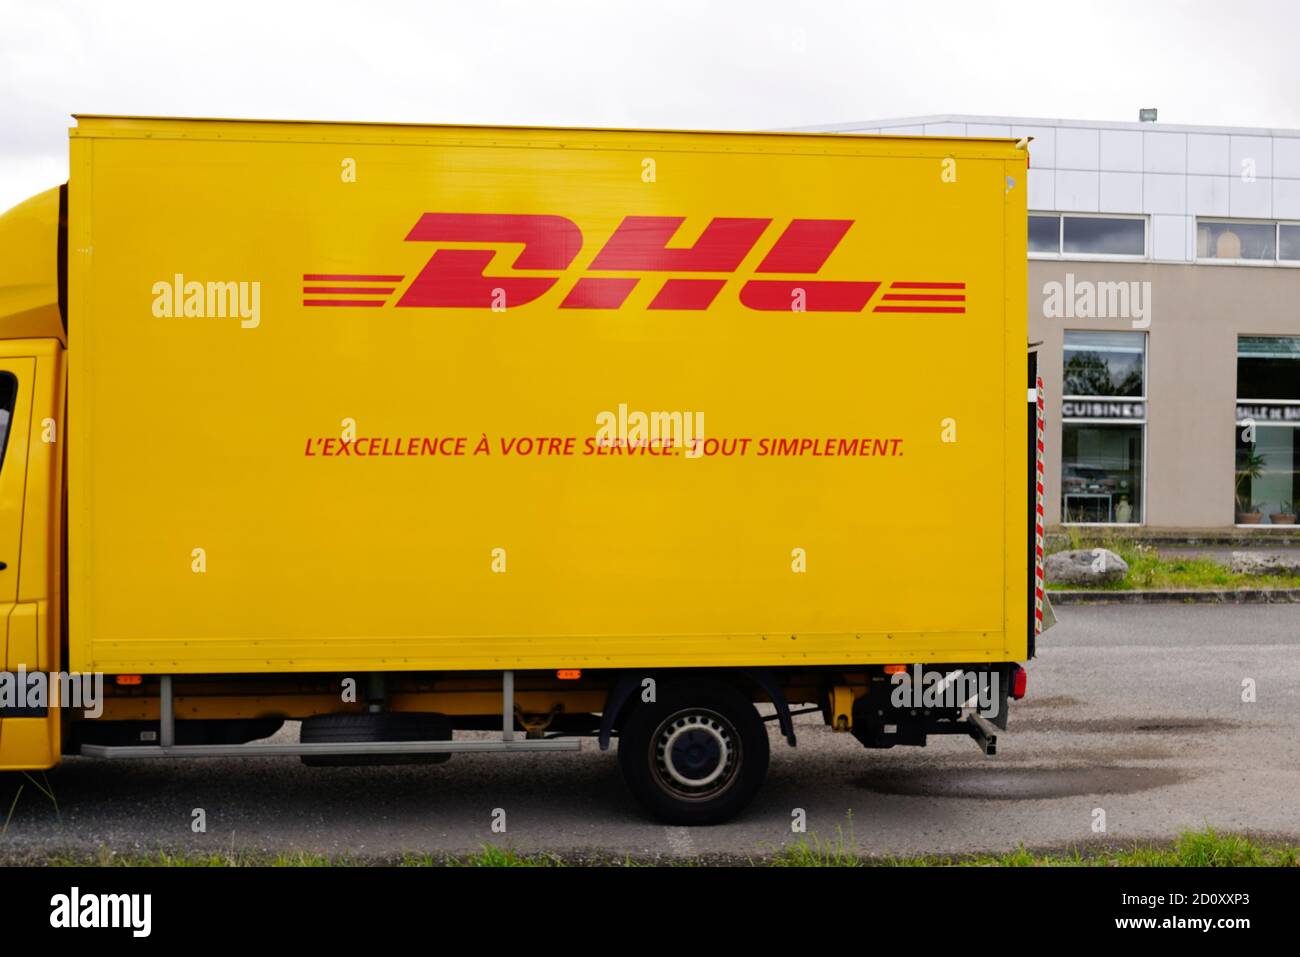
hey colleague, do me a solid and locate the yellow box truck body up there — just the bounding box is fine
[0,116,1036,824]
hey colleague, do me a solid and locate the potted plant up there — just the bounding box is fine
[1269,500,1297,525]
[1235,449,1266,523]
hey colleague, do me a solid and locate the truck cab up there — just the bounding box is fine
[0,186,66,769]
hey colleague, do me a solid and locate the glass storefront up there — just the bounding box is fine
[1061,331,1147,524]
[1235,336,1300,525]
[1062,424,1144,523]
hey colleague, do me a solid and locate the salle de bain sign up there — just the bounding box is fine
[1237,403,1300,423]
[1062,400,1146,420]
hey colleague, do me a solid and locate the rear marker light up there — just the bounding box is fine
[115,675,143,686]
[557,670,581,680]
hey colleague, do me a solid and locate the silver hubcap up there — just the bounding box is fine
[651,709,740,801]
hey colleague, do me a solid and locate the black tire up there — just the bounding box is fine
[299,712,452,766]
[617,679,769,825]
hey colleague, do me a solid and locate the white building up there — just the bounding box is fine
[791,114,1300,531]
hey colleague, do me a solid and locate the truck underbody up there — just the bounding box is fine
[38,664,1025,825]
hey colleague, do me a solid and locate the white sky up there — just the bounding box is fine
[3,0,1299,211]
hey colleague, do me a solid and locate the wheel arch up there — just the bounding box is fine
[597,668,795,750]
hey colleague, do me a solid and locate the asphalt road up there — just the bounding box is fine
[2,603,1298,862]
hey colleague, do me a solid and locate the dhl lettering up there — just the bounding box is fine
[397,213,582,309]
[588,216,770,272]
[303,214,966,314]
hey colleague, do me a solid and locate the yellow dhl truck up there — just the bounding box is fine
[0,116,1043,825]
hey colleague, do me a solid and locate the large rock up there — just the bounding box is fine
[1045,548,1128,586]
[1230,551,1300,576]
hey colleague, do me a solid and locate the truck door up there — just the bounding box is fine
[0,356,55,769]
[0,359,34,639]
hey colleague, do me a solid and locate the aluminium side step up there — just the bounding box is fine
[79,671,583,760]
[80,739,582,759]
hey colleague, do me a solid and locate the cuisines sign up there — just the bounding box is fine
[302,213,967,313]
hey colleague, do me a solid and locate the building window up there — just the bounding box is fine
[1238,335,1300,400]
[1234,336,1300,525]
[1062,426,1144,524]
[1064,330,1145,397]
[1061,331,1147,524]
[1281,224,1300,262]
[1197,219,1300,264]
[1030,214,1146,258]
[1029,215,1060,254]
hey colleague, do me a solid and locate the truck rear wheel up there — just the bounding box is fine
[617,680,769,825]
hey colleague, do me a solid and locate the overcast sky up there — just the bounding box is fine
[3,0,1299,211]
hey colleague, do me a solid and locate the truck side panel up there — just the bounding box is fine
[68,118,1028,675]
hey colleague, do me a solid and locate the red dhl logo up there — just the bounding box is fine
[303,213,966,314]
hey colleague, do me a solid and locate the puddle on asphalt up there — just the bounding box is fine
[1013,695,1083,709]
[1080,744,1173,761]
[1012,716,1238,734]
[856,766,1186,800]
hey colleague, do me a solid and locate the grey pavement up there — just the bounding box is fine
[1155,544,1300,564]
[1,603,1297,863]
